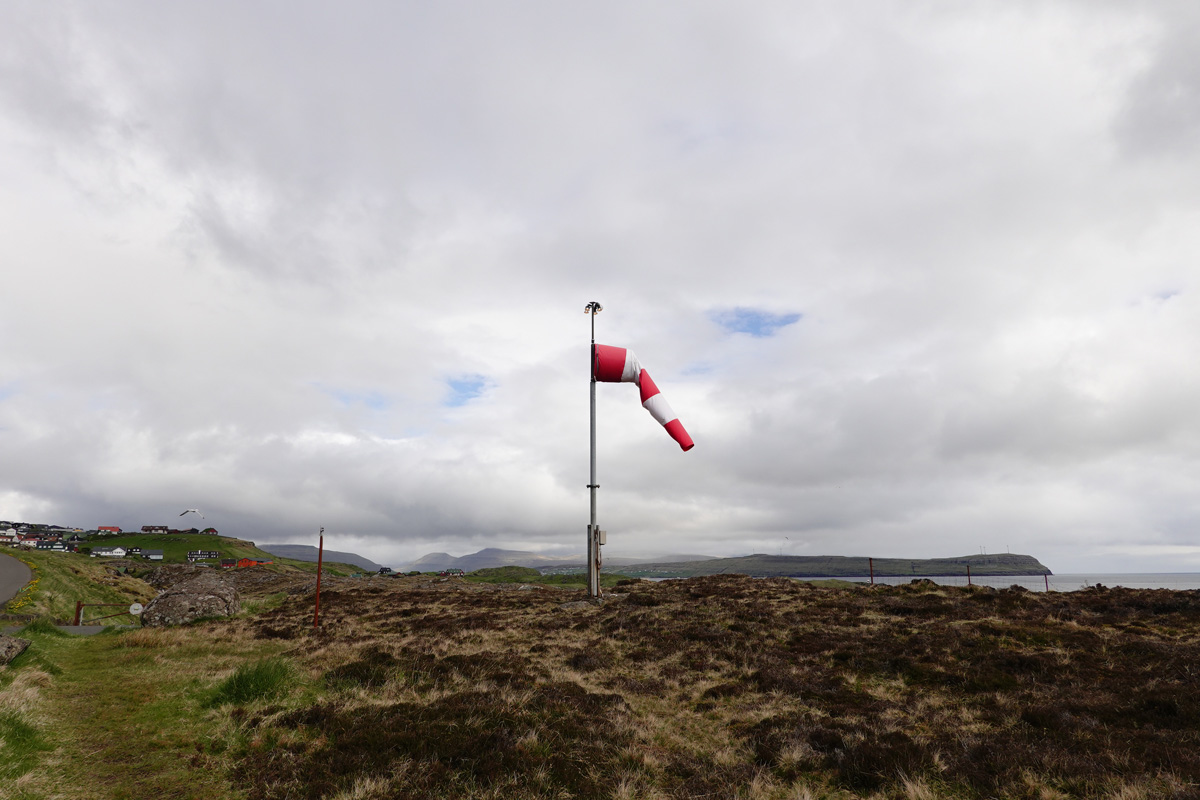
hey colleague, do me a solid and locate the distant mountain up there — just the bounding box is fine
[406,552,457,570]
[259,544,383,572]
[402,548,572,573]
[400,548,719,573]
[618,553,1052,579]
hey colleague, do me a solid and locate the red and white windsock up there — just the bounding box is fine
[593,344,694,451]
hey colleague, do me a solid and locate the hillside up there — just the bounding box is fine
[1,536,369,623]
[1,548,156,622]
[402,548,580,572]
[89,533,273,564]
[618,552,1051,578]
[402,548,718,572]
[257,544,383,572]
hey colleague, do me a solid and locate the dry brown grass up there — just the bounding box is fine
[15,573,1200,799]
[175,575,1190,798]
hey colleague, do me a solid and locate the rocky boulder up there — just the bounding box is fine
[144,564,203,590]
[0,634,30,664]
[142,571,240,627]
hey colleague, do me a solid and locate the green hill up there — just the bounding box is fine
[88,533,363,576]
[90,533,273,564]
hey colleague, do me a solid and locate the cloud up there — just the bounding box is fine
[1,2,1199,571]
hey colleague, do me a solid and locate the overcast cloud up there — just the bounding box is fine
[2,1,1199,572]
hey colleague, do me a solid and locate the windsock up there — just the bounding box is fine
[593,344,694,451]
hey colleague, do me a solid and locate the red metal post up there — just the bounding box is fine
[313,529,324,628]
[869,557,874,586]
[73,601,83,626]
[1045,574,1049,592]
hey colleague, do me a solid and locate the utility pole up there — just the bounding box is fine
[585,301,603,598]
[313,527,324,628]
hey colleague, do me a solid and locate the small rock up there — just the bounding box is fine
[0,634,31,664]
[558,600,593,611]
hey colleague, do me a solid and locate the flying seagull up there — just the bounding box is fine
[180,509,204,518]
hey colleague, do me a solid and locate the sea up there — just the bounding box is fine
[799,573,1200,592]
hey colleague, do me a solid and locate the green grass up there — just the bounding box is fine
[5,620,294,799]
[273,556,361,577]
[239,590,290,616]
[6,542,359,623]
[89,533,271,564]
[0,710,55,782]
[87,533,363,576]
[19,617,69,636]
[4,549,155,621]
[205,656,295,707]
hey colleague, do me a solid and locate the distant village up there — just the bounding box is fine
[0,520,269,568]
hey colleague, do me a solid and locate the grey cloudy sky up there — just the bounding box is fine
[2,1,1199,572]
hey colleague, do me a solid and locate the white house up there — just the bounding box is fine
[91,546,127,558]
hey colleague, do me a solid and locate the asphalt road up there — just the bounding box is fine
[0,550,33,607]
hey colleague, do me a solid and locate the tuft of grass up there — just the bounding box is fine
[0,711,55,781]
[20,617,69,637]
[205,657,294,708]
[239,591,290,616]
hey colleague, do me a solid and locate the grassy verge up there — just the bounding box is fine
[2,618,302,799]
[3,549,155,622]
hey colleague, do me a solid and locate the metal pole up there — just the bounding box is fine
[586,301,602,598]
[313,528,324,628]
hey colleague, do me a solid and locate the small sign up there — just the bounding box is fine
[129,603,144,616]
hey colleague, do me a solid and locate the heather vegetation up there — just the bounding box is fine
[5,571,1200,799]
[463,564,632,588]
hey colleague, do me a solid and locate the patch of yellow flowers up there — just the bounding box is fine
[4,555,39,613]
